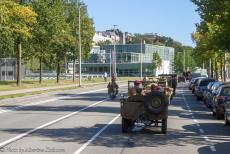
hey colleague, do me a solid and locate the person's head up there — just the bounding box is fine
[134,80,141,87]
[151,83,160,91]
[143,76,149,81]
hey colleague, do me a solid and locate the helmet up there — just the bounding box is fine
[134,80,141,86]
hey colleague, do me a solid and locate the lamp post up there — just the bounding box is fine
[78,3,86,87]
[140,40,143,79]
[113,25,117,76]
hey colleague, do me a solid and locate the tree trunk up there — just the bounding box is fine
[72,59,75,82]
[17,41,22,87]
[220,57,223,81]
[57,61,60,84]
[215,58,218,80]
[39,56,42,84]
[211,58,214,78]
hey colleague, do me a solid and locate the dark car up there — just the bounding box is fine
[224,99,230,126]
[212,85,230,119]
[194,78,216,100]
[203,82,215,107]
[208,82,224,109]
[191,77,205,93]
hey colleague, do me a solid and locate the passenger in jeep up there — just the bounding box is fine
[130,80,145,96]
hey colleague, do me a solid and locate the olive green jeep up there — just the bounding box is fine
[120,80,172,134]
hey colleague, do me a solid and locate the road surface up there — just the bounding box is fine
[0,82,230,154]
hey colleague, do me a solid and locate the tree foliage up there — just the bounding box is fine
[191,0,230,79]
[0,0,95,83]
[151,52,162,71]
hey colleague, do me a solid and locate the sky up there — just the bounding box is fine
[83,0,200,47]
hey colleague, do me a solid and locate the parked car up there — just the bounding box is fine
[189,78,197,90]
[203,82,215,107]
[208,82,224,109]
[194,78,216,100]
[224,99,230,126]
[212,84,230,120]
[191,77,205,93]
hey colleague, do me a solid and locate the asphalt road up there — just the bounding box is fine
[0,82,230,154]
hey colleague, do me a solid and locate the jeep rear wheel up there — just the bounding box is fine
[122,118,132,133]
[144,91,168,114]
[216,110,223,120]
[161,119,167,134]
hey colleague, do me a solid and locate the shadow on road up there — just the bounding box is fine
[2,124,209,148]
[0,105,119,114]
[198,142,230,154]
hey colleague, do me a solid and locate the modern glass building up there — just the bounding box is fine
[81,44,175,76]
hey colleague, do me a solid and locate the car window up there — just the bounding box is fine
[199,80,214,86]
[222,87,230,95]
[199,81,208,86]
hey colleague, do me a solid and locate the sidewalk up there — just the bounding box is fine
[0,81,126,97]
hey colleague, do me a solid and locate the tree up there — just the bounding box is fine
[0,0,37,86]
[151,52,162,71]
[191,0,230,80]
[30,0,62,84]
[65,0,95,82]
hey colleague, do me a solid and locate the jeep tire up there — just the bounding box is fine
[161,118,167,134]
[144,91,168,114]
[122,118,132,133]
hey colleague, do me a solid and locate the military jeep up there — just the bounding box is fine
[120,80,171,134]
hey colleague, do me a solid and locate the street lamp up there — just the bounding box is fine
[140,40,143,79]
[113,25,118,76]
[78,3,86,87]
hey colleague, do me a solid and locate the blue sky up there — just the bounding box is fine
[83,0,200,47]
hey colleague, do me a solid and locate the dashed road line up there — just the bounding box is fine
[182,87,216,153]
[210,145,217,152]
[193,119,198,123]
[199,129,204,134]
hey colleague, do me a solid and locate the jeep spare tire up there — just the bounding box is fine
[144,91,168,114]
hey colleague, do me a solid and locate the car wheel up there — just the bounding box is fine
[161,118,167,134]
[192,89,194,94]
[197,96,201,101]
[212,111,216,116]
[216,110,223,120]
[225,114,230,126]
[122,118,132,133]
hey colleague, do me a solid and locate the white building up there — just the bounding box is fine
[93,31,120,44]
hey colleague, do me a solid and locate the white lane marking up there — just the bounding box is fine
[203,136,209,141]
[199,129,204,134]
[74,114,120,154]
[182,86,217,152]
[210,145,216,152]
[0,87,116,115]
[0,98,108,148]
[193,119,198,123]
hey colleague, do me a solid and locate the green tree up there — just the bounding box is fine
[65,0,95,82]
[151,52,162,71]
[0,0,37,86]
